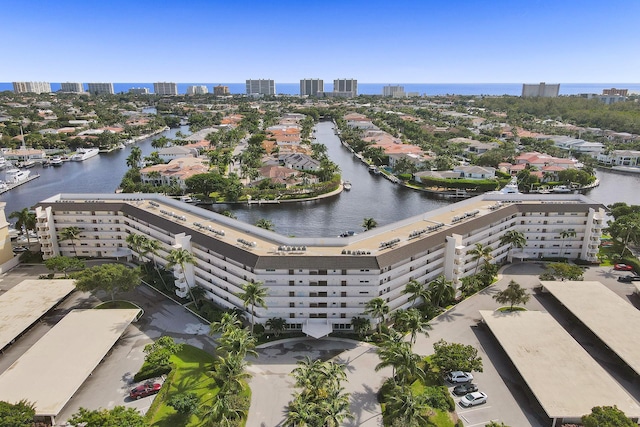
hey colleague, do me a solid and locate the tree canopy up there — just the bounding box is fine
[432,339,483,374]
[66,406,145,427]
[582,405,636,427]
[0,400,35,427]
[74,263,141,300]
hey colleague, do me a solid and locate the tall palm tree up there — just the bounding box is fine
[266,317,287,337]
[402,279,430,308]
[468,242,494,274]
[210,312,242,336]
[216,326,258,359]
[215,353,251,394]
[364,297,389,334]
[375,340,424,386]
[362,217,378,231]
[59,226,82,257]
[200,392,247,427]
[351,316,371,338]
[126,146,142,169]
[9,208,36,247]
[384,385,431,426]
[167,248,199,308]
[500,230,526,262]
[403,308,432,345]
[237,281,268,334]
[141,237,168,291]
[559,229,577,258]
[125,233,147,262]
[427,275,455,308]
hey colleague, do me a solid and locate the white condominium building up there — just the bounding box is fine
[246,79,275,96]
[60,82,84,93]
[12,82,52,94]
[87,83,114,95]
[300,79,324,97]
[333,79,357,97]
[186,85,208,95]
[35,192,604,338]
[154,82,179,95]
[383,85,405,98]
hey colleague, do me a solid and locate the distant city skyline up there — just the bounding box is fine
[3,0,639,83]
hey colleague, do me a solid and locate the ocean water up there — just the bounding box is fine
[2,82,640,96]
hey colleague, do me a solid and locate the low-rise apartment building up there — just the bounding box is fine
[35,193,605,337]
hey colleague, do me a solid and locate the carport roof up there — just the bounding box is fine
[480,310,640,420]
[0,309,140,418]
[0,279,76,350]
[540,280,640,376]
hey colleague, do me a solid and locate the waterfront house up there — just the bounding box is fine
[140,157,208,189]
[597,150,640,166]
[158,146,194,162]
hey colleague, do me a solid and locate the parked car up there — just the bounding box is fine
[129,381,162,399]
[460,391,488,407]
[453,383,478,396]
[618,275,640,283]
[445,371,474,383]
[12,246,29,253]
[614,264,634,271]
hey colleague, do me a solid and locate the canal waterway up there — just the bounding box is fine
[1,121,637,236]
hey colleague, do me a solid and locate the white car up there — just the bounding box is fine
[445,371,474,383]
[460,391,488,407]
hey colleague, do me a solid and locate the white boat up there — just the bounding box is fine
[5,168,30,184]
[343,181,352,191]
[50,156,63,166]
[500,177,521,194]
[0,157,7,169]
[16,160,36,168]
[71,148,100,161]
[552,185,572,193]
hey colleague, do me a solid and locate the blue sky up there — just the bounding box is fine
[3,0,639,83]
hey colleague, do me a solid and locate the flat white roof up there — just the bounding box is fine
[480,310,640,420]
[0,279,76,350]
[0,309,140,417]
[541,280,640,376]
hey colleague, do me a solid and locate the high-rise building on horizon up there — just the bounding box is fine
[300,79,324,97]
[214,85,230,96]
[186,85,208,95]
[383,85,405,98]
[333,79,358,98]
[522,82,560,98]
[60,82,84,93]
[87,83,114,95]
[246,79,275,96]
[154,82,178,95]
[12,82,51,94]
[129,87,150,94]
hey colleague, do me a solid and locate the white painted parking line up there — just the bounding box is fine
[458,404,491,413]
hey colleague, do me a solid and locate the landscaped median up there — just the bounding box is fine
[144,345,250,427]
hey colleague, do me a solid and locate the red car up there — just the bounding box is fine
[129,381,162,399]
[614,264,634,271]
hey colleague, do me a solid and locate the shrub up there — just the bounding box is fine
[167,392,199,415]
[423,385,455,412]
[133,362,172,383]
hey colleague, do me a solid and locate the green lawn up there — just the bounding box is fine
[146,346,221,427]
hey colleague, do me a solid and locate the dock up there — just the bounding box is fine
[0,174,40,194]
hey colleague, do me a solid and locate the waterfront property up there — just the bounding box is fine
[35,192,605,337]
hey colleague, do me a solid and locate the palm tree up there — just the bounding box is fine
[362,217,378,231]
[500,230,526,262]
[255,218,274,231]
[427,275,455,308]
[468,242,494,274]
[59,226,82,257]
[215,353,252,394]
[375,340,424,386]
[351,316,371,338]
[403,308,432,345]
[559,229,577,258]
[126,146,142,169]
[266,317,286,337]
[167,248,199,309]
[210,312,242,336]
[318,391,353,427]
[141,237,168,291]
[402,279,430,308]
[9,208,36,247]
[237,281,268,334]
[364,297,389,334]
[125,233,147,262]
[384,385,431,425]
[200,392,247,427]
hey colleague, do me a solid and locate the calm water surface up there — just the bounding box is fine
[1,121,635,236]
